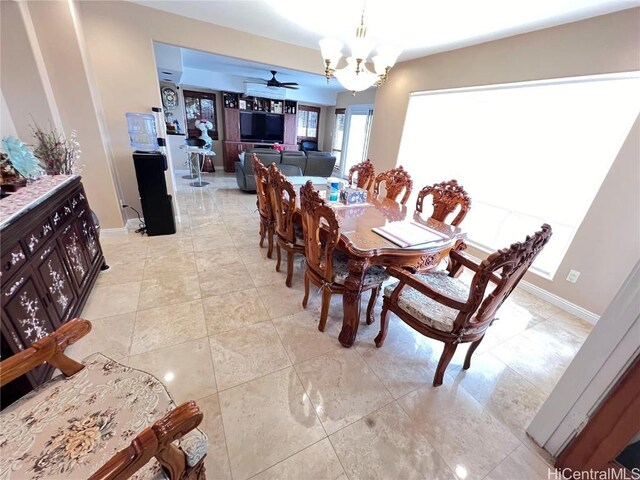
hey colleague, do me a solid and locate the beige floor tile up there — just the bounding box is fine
[236,245,270,265]
[192,232,235,251]
[138,274,201,311]
[398,380,521,480]
[196,248,244,272]
[95,258,145,286]
[145,237,194,257]
[272,310,343,364]
[66,312,135,361]
[257,281,321,319]
[246,259,288,287]
[128,337,216,404]
[491,320,585,395]
[130,300,207,355]
[295,348,393,435]
[330,402,455,480]
[485,443,551,480]
[219,367,325,480]
[198,262,252,297]
[196,394,232,480]
[210,321,291,390]
[507,288,562,320]
[446,352,548,441]
[356,319,439,398]
[143,252,198,279]
[252,438,345,480]
[81,281,141,320]
[203,288,269,334]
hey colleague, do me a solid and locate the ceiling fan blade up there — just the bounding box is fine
[279,82,299,86]
[283,85,299,90]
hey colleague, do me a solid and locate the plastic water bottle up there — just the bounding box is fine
[126,112,159,152]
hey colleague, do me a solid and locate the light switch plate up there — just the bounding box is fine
[566,269,581,283]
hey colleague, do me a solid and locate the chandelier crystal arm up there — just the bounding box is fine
[318,2,401,93]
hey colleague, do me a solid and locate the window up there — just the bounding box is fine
[183,90,218,140]
[331,108,345,171]
[297,105,320,142]
[398,72,640,278]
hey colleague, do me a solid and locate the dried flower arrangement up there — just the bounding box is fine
[31,124,81,175]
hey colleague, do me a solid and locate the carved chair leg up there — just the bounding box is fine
[463,336,484,370]
[318,289,331,332]
[259,221,265,248]
[374,303,389,347]
[275,244,282,272]
[267,224,274,259]
[302,271,310,308]
[285,250,294,288]
[433,342,458,387]
[366,286,380,325]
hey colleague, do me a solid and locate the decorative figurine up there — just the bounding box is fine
[195,119,213,149]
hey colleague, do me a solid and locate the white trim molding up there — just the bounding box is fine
[518,279,600,325]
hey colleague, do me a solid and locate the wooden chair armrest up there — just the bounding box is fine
[387,266,468,311]
[448,250,502,284]
[89,401,204,480]
[0,318,91,387]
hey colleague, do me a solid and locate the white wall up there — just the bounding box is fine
[1,89,17,138]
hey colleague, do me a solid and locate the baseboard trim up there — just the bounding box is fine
[126,218,144,231]
[518,279,600,325]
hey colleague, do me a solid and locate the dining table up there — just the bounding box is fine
[295,184,466,348]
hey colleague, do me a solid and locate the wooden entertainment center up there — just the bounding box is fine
[221,92,298,172]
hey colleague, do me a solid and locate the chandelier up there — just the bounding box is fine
[319,3,401,93]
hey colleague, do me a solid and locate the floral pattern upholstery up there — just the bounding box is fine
[333,251,389,286]
[384,271,471,333]
[0,353,207,480]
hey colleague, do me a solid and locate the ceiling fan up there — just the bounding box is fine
[246,70,299,90]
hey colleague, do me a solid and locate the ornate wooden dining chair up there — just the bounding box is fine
[373,165,413,205]
[416,179,471,227]
[268,163,305,287]
[347,159,376,190]
[0,319,208,479]
[299,181,389,332]
[252,153,275,258]
[377,224,552,386]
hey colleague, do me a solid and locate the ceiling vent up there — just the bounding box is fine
[244,83,287,100]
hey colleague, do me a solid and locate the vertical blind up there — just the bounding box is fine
[397,73,640,278]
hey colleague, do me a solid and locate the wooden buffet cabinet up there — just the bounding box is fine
[221,92,298,172]
[0,176,105,406]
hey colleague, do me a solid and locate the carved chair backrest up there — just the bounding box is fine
[268,163,297,243]
[373,165,413,205]
[252,153,272,220]
[416,179,471,227]
[454,224,552,333]
[347,159,376,190]
[300,181,340,283]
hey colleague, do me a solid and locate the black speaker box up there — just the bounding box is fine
[132,151,176,236]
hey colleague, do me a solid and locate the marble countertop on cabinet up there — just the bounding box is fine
[0,175,78,229]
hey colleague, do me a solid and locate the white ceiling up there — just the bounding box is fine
[146,0,639,104]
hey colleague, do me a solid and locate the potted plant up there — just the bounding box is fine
[31,124,81,175]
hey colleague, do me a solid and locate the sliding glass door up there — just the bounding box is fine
[339,104,373,177]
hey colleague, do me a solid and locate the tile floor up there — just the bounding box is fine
[68,171,594,480]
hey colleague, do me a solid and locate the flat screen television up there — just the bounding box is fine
[240,111,284,143]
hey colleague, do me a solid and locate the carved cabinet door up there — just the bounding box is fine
[59,222,90,289]
[35,246,77,324]
[78,208,100,267]
[1,271,58,382]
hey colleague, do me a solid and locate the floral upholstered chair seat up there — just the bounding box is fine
[0,353,207,480]
[333,251,389,286]
[383,270,472,333]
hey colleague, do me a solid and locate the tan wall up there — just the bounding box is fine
[368,9,640,315]
[75,0,322,217]
[1,89,17,138]
[25,1,123,229]
[1,1,55,141]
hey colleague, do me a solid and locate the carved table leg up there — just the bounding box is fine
[338,257,367,348]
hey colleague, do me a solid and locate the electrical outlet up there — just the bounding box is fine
[566,269,581,283]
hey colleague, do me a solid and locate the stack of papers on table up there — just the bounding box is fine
[372,221,448,247]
